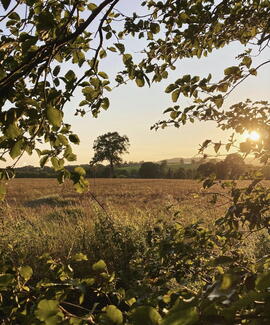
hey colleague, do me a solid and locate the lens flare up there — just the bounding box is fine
[247,131,260,141]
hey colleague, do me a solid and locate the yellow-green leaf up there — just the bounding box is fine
[92,260,107,272]
[172,89,181,102]
[46,107,63,128]
[5,123,21,139]
[19,266,33,281]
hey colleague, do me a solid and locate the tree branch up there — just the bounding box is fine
[0,0,119,92]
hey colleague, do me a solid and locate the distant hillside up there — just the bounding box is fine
[158,157,203,164]
[158,156,261,166]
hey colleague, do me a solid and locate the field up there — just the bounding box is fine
[0,178,227,266]
[2,178,265,266]
[5,178,219,218]
[1,178,270,323]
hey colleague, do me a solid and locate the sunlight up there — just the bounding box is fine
[245,131,260,141]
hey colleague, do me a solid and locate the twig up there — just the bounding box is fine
[224,60,270,99]
[0,0,21,24]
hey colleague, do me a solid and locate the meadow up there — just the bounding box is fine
[0,178,225,266]
[1,178,264,267]
[1,178,270,323]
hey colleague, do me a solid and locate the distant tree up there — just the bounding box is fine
[215,161,229,179]
[160,160,168,177]
[90,132,129,177]
[129,168,139,178]
[180,158,184,165]
[224,153,246,179]
[115,168,128,178]
[197,162,216,177]
[185,169,194,179]
[166,168,173,179]
[174,167,186,179]
[139,162,160,179]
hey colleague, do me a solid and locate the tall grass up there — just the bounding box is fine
[1,178,268,284]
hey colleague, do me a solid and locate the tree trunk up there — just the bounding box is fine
[109,160,114,178]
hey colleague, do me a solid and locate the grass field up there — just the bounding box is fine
[1,178,267,273]
[4,178,223,222]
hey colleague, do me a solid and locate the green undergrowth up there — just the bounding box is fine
[1,180,270,324]
[0,214,270,324]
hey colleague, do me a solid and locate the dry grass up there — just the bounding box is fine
[1,178,268,269]
[4,178,224,221]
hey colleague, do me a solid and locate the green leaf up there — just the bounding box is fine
[172,89,180,102]
[5,123,21,139]
[72,50,85,65]
[213,96,224,108]
[57,134,68,145]
[10,139,23,159]
[165,84,177,93]
[36,11,55,31]
[72,253,88,261]
[79,100,89,107]
[162,307,198,325]
[88,3,97,10]
[74,167,86,176]
[256,272,270,291]
[65,70,76,81]
[108,46,117,52]
[73,178,88,193]
[102,97,110,110]
[0,0,11,10]
[69,134,80,144]
[8,12,20,20]
[170,111,179,119]
[51,157,63,171]
[242,56,252,68]
[115,43,125,53]
[136,76,145,87]
[35,299,62,323]
[46,107,63,128]
[98,71,109,79]
[53,65,60,76]
[40,155,49,168]
[0,273,14,286]
[100,49,107,59]
[122,54,132,65]
[19,266,33,281]
[92,260,107,272]
[224,66,240,75]
[99,305,123,325]
[214,142,221,153]
[218,83,229,92]
[220,274,233,290]
[249,68,257,76]
[131,306,161,325]
[150,22,160,34]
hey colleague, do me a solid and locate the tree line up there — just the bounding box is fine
[14,155,270,180]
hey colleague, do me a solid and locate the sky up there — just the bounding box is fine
[65,45,270,164]
[4,0,270,167]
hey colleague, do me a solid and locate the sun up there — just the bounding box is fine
[246,131,260,141]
